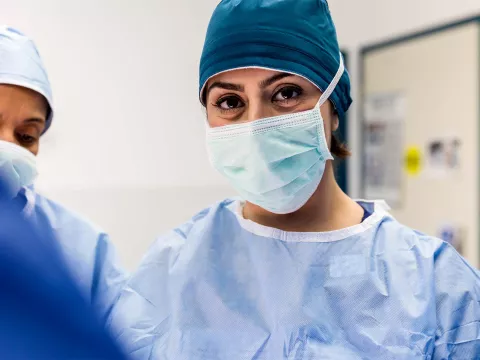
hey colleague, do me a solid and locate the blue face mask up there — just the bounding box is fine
[206,56,344,214]
[0,140,38,199]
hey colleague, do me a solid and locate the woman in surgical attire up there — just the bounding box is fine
[0,26,127,323]
[111,1,480,359]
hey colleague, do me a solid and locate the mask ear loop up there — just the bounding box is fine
[316,52,345,109]
[313,53,345,162]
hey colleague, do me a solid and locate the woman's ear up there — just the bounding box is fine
[331,107,339,132]
[329,101,340,132]
[332,116,339,132]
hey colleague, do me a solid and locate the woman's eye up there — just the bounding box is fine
[273,87,302,102]
[216,96,244,110]
[17,133,36,145]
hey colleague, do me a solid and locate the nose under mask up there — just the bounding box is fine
[0,140,38,199]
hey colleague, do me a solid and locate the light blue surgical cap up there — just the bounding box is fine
[0,26,53,133]
[199,0,352,120]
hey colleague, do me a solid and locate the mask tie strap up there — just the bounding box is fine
[317,52,345,108]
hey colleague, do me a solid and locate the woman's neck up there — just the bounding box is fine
[242,163,364,232]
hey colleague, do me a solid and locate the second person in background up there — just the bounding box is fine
[111,1,480,359]
[0,26,127,323]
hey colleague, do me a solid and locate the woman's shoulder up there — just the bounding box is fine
[375,213,443,252]
[378,214,479,281]
[31,190,105,236]
[28,191,118,265]
[142,198,237,261]
[369,216,480,356]
[27,190,128,310]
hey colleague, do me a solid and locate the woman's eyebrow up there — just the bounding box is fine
[207,82,244,97]
[23,118,46,125]
[259,73,293,89]
[206,72,294,98]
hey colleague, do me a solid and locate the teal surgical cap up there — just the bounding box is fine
[199,0,352,120]
[0,26,53,133]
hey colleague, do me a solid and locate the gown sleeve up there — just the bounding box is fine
[108,230,185,359]
[432,242,480,359]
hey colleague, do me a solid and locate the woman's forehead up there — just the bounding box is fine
[0,84,48,119]
[210,68,294,84]
[0,83,44,100]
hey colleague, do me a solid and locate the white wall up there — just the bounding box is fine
[1,0,479,269]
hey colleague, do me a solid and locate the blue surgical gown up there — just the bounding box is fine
[21,187,128,323]
[0,194,127,360]
[110,199,480,359]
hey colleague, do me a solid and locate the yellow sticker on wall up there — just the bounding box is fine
[404,146,422,176]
